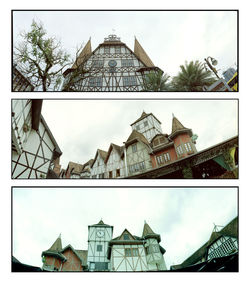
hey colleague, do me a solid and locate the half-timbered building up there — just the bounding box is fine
[130,111,163,142]
[80,159,94,178]
[124,130,153,177]
[62,34,161,91]
[105,143,125,178]
[87,220,113,271]
[63,161,83,179]
[108,229,149,271]
[41,234,88,271]
[13,65,35,91]
[11,100,62,179]
[150,115,197,169]
[90,149,108,178]
[170,217,238,271]
[41,220,167,272]
[62,111,238,179]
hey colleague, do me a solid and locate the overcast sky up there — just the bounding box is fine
[41,99,238,169]
[12,187,238,269]
[12,10,237,77]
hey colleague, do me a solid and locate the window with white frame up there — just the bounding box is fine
[128,161,145,174]
[97,245,103,252]
[184,142,192,152]
[104,46,110,54]
[121,59,134,67]
[176,145,184,156]
[132,143,137,153]
[156,153,171,166]
[92,60,104,68]
[123,76,137,86]
[115,46,121,54]
[88,77,103,87]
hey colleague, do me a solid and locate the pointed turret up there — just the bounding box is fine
[48,234,62,252]
[171,115,187,134]
[142,221,167,270]
[170,115,193,139]
[72,38,92,69]
[142,221,161,242]
[134,37,155,67]
[41,234,66,271]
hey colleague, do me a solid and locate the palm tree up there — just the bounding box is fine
[170,60,217,91]
[142,71,170,91]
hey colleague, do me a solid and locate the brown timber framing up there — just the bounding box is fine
[63,37,162,92]
[12,101,62,179]
[127,136,238,179]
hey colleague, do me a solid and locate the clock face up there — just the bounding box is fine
[97,230,104,237]
[108,60,117,67]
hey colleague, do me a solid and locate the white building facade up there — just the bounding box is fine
[62,35,161,92]
[11,100,62,179]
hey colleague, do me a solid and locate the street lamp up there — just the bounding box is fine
[204,56,220,79]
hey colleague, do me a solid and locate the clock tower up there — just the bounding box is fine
[87,220,113,271]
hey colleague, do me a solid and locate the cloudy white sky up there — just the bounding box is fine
[12,187,238,269]
[12,10,237,77]
[41,99,238,169]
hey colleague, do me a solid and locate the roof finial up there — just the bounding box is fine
[59,233,61,238]
[172,113,175,118]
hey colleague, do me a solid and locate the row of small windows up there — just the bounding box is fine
[136,121,148,131]
[88,76,138,87]
[208,238,237,260]
[91,59,134,68]
[90,262,109,271]
[125,248,139,257]
[176,142,193,156]
[104,46,122,54]
[145,244,159,255]
[128,161,145,174]
[109,169,121,178]
[156,153,171,166]
[92,170,121,179]
[153,137,167,147]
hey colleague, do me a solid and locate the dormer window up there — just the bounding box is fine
[104,46,110,54]
[123,234,130,240]
[184,142,192,152]
[136,125,140,131]
[132,143,137,153]
[176,145,184,156]
[144,121,148,127]
[156,152,171,166]
[115,46,121,54]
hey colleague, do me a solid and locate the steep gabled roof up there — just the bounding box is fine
[207,217,238,247]
[134,37,155,67]
[89,219,113,228]
[75,250,88,266]
[91,149,108,168]
[42,234,66,261]
[116,229,137,241]
[66,161,83,175]
[174,217,238,269]
[105,143,124,163]
[125,130,150,147]
[72,38,92,69]
[170,115,193,138]
[47,234,62,252]
[130,111,161,126]
[61,244,87,266]
[142,221,161,242]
